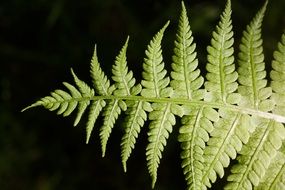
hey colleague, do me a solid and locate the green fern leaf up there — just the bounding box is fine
[225,119,285,190]
[99,39,135,157]
[201,1,256,188]
[202,111,254,189]
[121,100,152,172]
[204,0,238,104]
[100,99,125,157]
[141,21,177,188]
[271,33,285,116]
[237,0,273,111]
[22,70,94,125]
[112,36,141,96]
[146,102,176,188]
[170,1,204,100]
[90,46,115,96]
[70,69,94,126]
[224,2,285,189]
[86,100,106,144]
[22,1,285,190]
[171,2,215,190]
[141,21,172,98]
[116,37,152,171]
[255,144,285,190]
[178,106,218,190]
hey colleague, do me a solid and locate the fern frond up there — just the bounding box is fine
[141,21,172,98]
[115,37,152,171]
[178,106,218,190]
[121,100,152,172]
[252,32,285,190]
[225,119,285,190]
[99,39,135,157]
[224,3,285,189]
[86,100,106,143]
[22,70,94,125]
[90,46,115,96]
[256,144,285,190]
[22,1,285,190]
[70,69,95,126]
[100,99,126,157]
[141,21,179,188]
[200,1,254,188]
[205,0,239,104]
[202,111,254,189]
[171,1,204,100]
[171,2,215,190]
[237,0,273,111]
[147,103,178,188]
[112,37,141,96]
[271,33,285,116]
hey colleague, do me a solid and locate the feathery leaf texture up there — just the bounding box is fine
[225,119,285,190]
[237,0,273,111]
[255,144,285,190]
[205,0,238,104]
[271,33,285,116]
[23,0,285,189]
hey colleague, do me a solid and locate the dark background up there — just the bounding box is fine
[0,0,284,189]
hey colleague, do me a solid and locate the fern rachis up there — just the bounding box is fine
[23,0,285,189]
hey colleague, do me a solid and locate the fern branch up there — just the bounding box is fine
[99,38,138,156]
[172,3,210,189]
[112,36,139,96]
[200,2,256,188]
[141,21,172,98]
[146,103,176,188]
[225,119,285,190]
[179,106,218,190]
[141,21,181,188]
[205,0,239,104]
[271,33,285,116]
[100,99,126,157]
[256,144,285,190]
[115,38,151,171]
[121,101,152,172]
[86,100,106,144]
[70,69,94,126]
[237,0,273,111]
[202,111,254,189]
[23,93,285,124]
[90,46,114,96]
[171,1,204,100]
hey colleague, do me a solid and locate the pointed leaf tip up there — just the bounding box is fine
[70,68,77,79]
[123,163,127,173]
[85,136,90,144]
[21,105,35,112]
[164,20,170,29]
[21,106,32,112]
[151,177,157,189]
[21,102,42,112]
[226,0,231,7]
[92,44,98,56]
[260,0,268,14]
[181,1,186,9]
[125,36,130,45]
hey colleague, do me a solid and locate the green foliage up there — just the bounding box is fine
[23,0,285,189]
